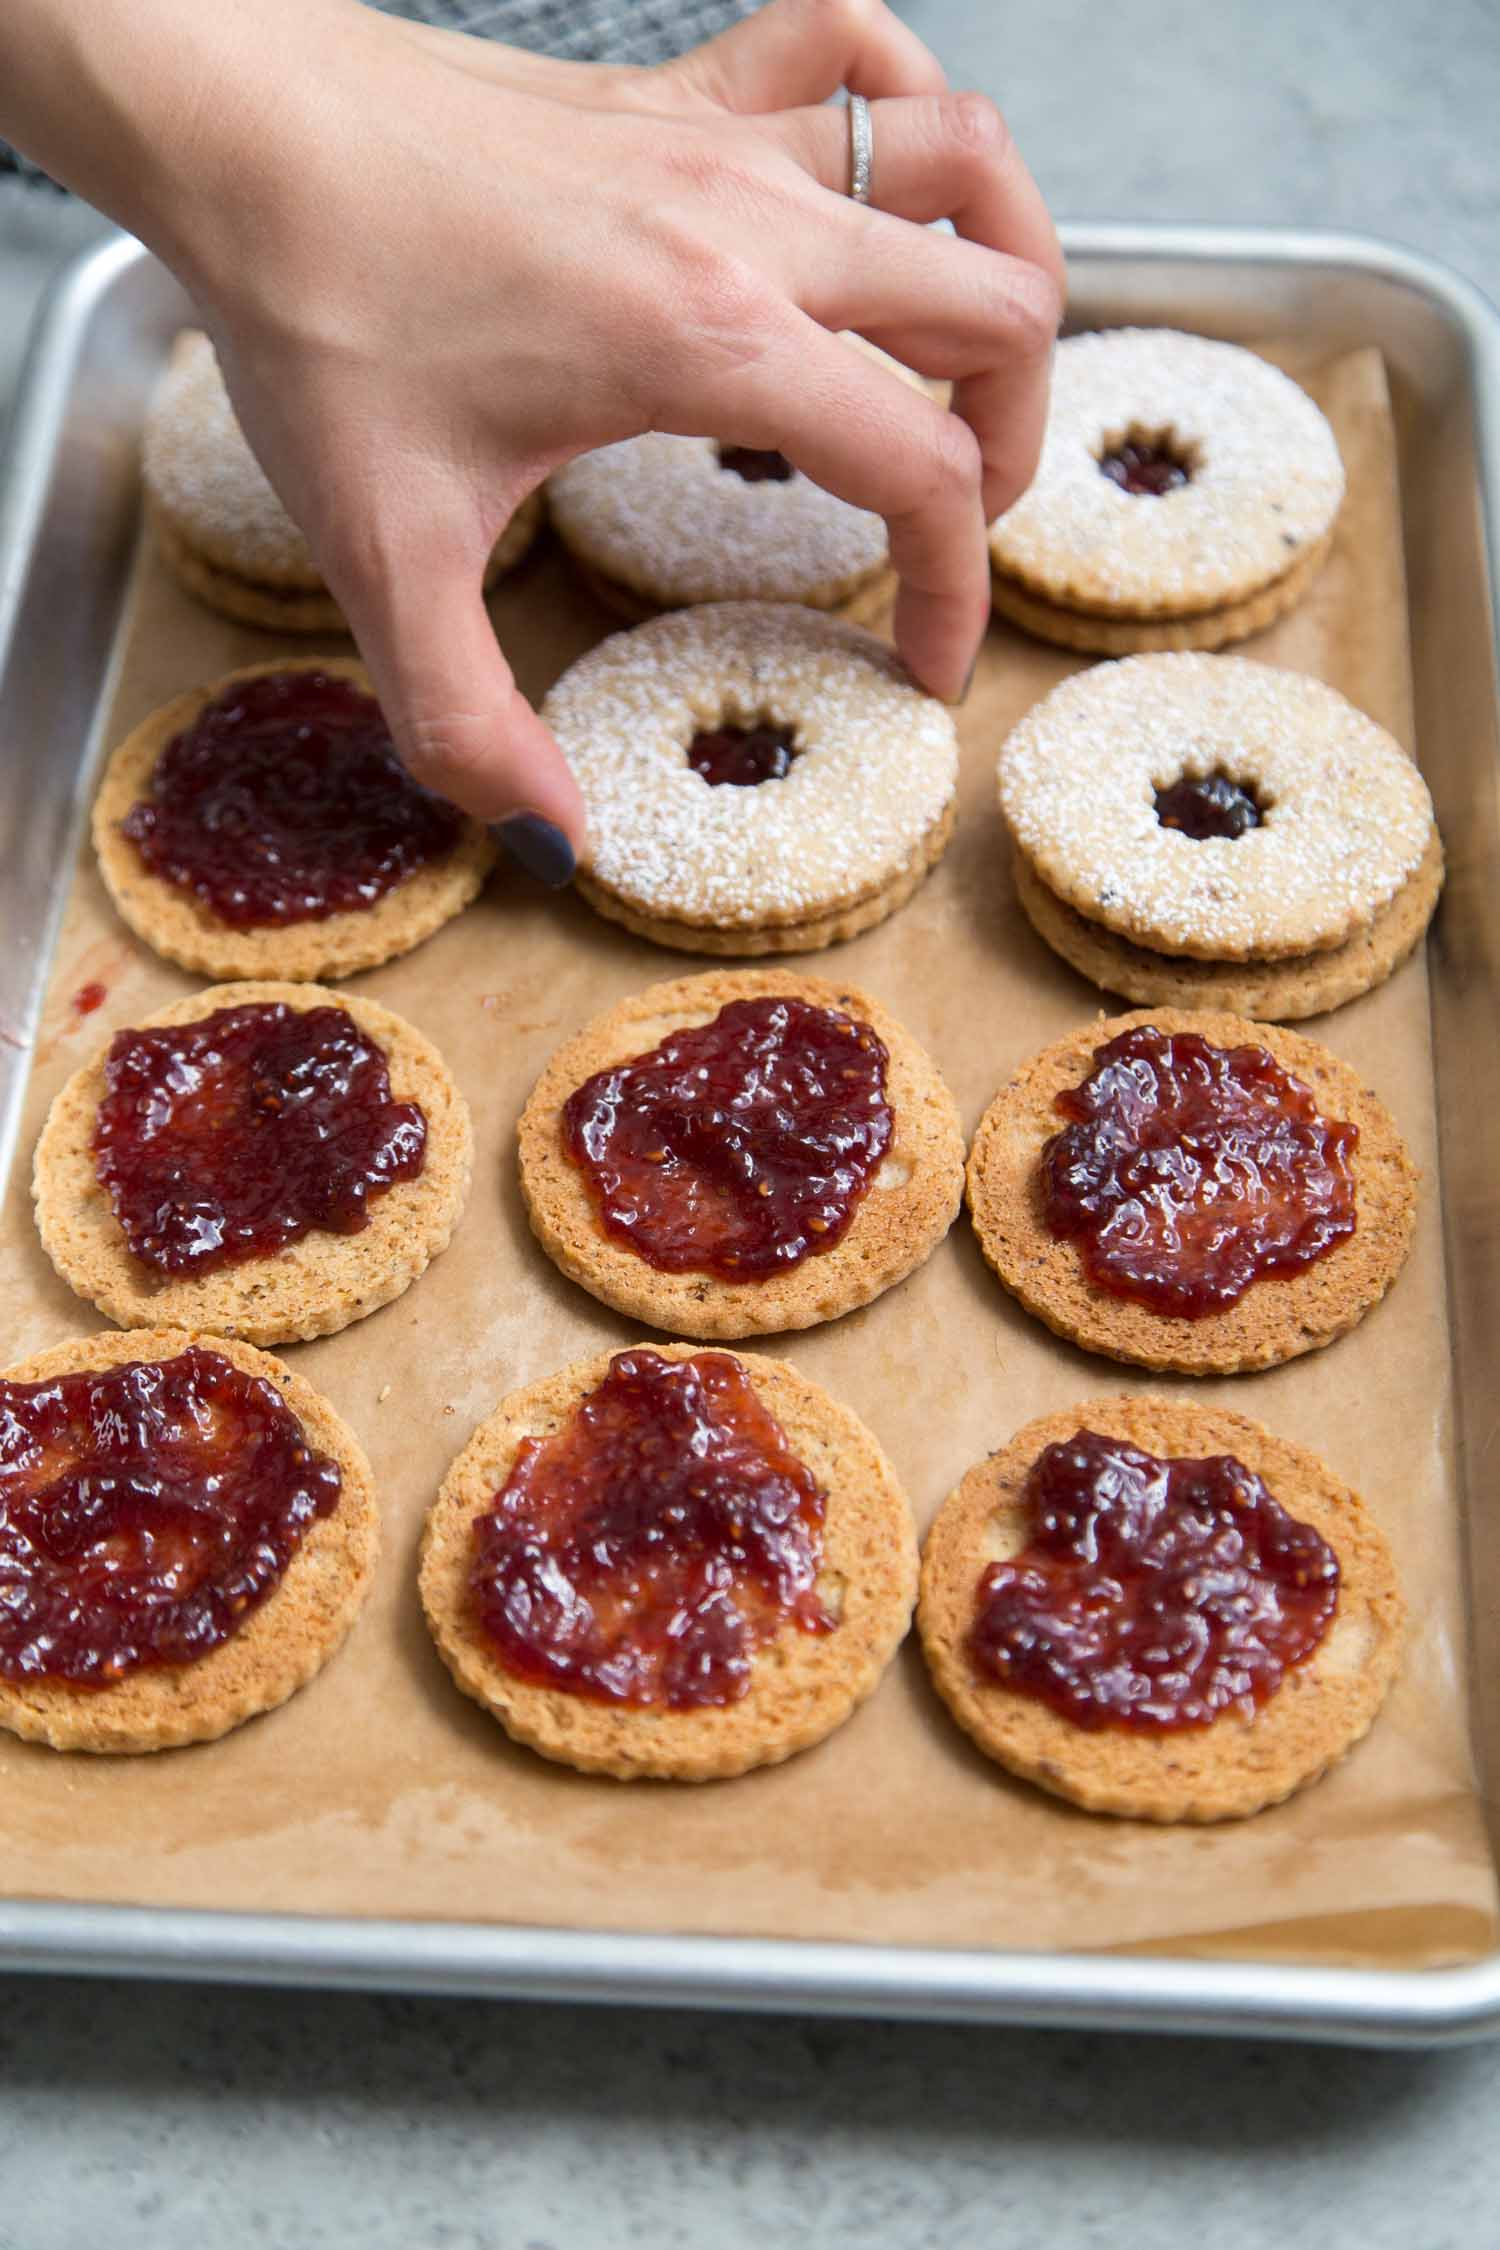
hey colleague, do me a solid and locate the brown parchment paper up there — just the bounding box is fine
[2,343,1495,1974]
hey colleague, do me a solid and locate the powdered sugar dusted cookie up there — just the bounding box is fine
[544,603,959,953]
[988,329,1344,652]
[144,331,540,630]
[419,1341,917,1780]
[0,1327,379,1754]
[918,1396,1404,1822]
[547,339,926,623]
[34,981,472,1347]
[93,659,497,982]
[518,969,964,1336]
[965,1007,1418,1375]
[998,653,1440,969]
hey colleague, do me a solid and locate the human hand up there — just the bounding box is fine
[4,0,1063,866]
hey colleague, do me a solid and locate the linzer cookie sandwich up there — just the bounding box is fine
[33,981,471,1347]
[987,328,1344,653]
[143,331,540,630]
[542,602,959,955]
[0,1328,378,1753]
[918,1396,1405,1822]
[93,660,496,982]
[998,653,1442,1019]
[518,969,964,1337]
[965,1007,1417,1375]
[420,1343,918,1780]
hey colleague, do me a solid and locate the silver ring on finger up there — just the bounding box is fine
[846,91,874,204]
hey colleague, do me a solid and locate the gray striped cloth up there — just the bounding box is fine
[1,0,760,183]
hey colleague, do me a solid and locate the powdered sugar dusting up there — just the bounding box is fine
[143,332,317,582]
[549,436,889,606]
[998,653,1436,958]
[989,330,1345,613]
[546,604,958,924]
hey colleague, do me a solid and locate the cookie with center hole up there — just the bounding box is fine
[987,328,1344,653]
[544,602,959,955]
[918,1395,1405,1822]
[997,652,1441,1017]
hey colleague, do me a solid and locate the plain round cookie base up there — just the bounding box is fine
[569,552,897,631]
[574,797,957,958]
[419,1342,918,1781]
[518,969,965,1338]
[33,981,473,1348]
[1013,836,1445,1020]
[150,493,544,633]
[964,1006,1419,1375]
[917,1394,1405,1822]
[989,532,1332,654]
[92,657,498,982]
[0,1327,379,1754]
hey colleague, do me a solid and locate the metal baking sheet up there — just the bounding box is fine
[2,225,1499,2045]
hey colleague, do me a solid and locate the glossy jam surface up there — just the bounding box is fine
[1154,773,1264,840]
[94,1002,427,1276]
[687,722,798,788]
[1099,439,1191,496]
[0,1345,342,1686]
[562,996,893,1279]
[121,669,463,927]
[1041,1025,1358,1317]
[717,444,795,484]
[970,1429,1339,1730]
[471,1347,835,1707]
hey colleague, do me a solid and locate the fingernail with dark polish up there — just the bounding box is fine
[495,812,576,889]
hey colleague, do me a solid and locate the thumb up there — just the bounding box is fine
[337,548,588,884]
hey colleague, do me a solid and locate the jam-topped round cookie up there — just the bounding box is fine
[143,330,541,631]
[543,603,959,954]
[546,338,928,628]
[518,969,964,1337]
[965,1008,1417,1374]
[94,660,496,982]
[999,653,1443,1019]
[420,1342,918,1780]
[0,1327,378,1753]
[33,981,471,1347]
[987,329,1345,654]
[918,1395,1405,1821]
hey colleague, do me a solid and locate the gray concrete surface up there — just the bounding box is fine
[4,2,1500,2244]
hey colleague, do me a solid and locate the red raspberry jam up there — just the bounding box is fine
[0,1345,342,1686]
[94,1001,426,1276]
[120,668,463,927]
[1099,439,1191,496]
[971,1428,1339,1730]
[717,444,795,484]
[71,981,108,1017]
[562,995,893,1279]
[1041,1025,1358,1318]
[687,722,798,787]
[471,1347,835,1706]
[1154,773,1263,840]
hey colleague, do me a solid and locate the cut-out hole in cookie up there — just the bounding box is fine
[687,722,800,789]
[716,444,795,485]
[1096,423,1199,496]
[1153,771,1268,840]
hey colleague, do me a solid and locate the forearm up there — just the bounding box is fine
[0,0,375,296]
